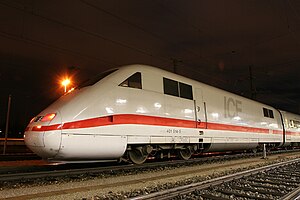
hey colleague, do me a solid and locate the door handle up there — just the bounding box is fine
[197,106,200,112]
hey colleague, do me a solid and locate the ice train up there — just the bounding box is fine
[24,64,300,164]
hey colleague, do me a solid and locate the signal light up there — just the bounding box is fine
[41,113,56,122]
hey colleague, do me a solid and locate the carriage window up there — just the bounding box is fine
[295,120,300,128]
[163,78,179,97]
[290,120,294,128]
[290,120,300,128]
[263,107,274,118]
[119,72,142,89]
[179,82,193,100]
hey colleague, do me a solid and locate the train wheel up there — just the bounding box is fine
[178,147,192,160]
[128,149,148,164]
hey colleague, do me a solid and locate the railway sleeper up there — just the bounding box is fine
[246,182,290,191]
[279,169,300,175]
[246,178,299,187]
[200,192,231,200]
[230,185,283,196]
[216,189,273,200]
[276,169,300,173]
[267,172,299,180]
[261,176,300,184]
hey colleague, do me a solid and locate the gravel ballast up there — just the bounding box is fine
[0,152,299,200]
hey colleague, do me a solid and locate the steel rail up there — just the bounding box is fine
[129,158,300,200]
[0,153,250,182]
[0,149,298,182]
[280,186,300,200]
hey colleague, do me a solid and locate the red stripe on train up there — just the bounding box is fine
[25,114,295,135]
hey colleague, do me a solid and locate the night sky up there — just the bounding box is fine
[1,0,300,137]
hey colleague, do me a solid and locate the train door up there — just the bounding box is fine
[279,111,291,146]
[280,111,291,144]
[194,88,207,128]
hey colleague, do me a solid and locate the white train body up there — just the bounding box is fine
[24,64,300,162]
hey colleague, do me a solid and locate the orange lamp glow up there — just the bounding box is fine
[61,78,71,93]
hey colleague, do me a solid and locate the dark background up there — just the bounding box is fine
[1,0,300,137]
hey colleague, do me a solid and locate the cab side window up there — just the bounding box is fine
[119,72,142,89]
[163,77,193,100]
[163,78,179,97]
[179,82,193,100]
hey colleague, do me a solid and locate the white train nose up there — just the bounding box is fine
[24,112,62,159]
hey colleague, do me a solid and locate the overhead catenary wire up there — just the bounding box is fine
[0,0,222,84]
[0,0,299,108]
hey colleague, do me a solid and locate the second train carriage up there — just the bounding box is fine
[24,64,300,164]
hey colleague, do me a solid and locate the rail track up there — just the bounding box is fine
[0,149,298,183]
[0,149,299,188]
[0,151,255,182]
[0,149,299,183]
[130,157,300,200]
[1,150,300,200]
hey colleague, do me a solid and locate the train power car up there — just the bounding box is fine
[24,64,300,164]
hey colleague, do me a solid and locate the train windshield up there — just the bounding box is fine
[78,69,118,89]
